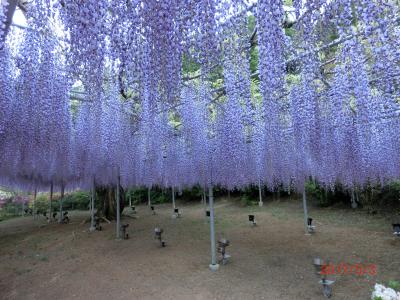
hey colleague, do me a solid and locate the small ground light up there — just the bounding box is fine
[248,214,256,226]
[393,223,400,237]
[204,210,210,224]
[172,208,181,218]
[154,227,166,247]
[150,205,156,215]
[308,217,316,233]
[313,258,334,298]
[94,216,102,231]
[62,211,70,224]
[217,238,231,265]
[24,207,33,215]
[120,224,129,239]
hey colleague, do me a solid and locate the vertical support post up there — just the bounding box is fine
[302,186,309,234]
[33,187,37,219]
[49,182,53,222]
[208,186,219,271]
[202,187,207,218]
[148,187,151,206]
[22,201,25,216]
[172,187,176,209]
[90,179,95,231]
[258,179,263,207]
[59,184,64,223]
[128,192,132,207]
[116,174,121,239]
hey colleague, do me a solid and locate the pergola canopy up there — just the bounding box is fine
[0,0,399,192]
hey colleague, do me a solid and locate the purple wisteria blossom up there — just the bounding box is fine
[0,0,398,193]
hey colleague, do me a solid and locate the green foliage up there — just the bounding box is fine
[151,192,170,204]
[182,53,201,74]
[305,181,329,206]
[0,188,132,221]
[249,46,259,75]
[126,187,170,205]
[34,194,50,214]
[247,14,256,34]
[240,194,257,206]
[62,191,90,210]
[126,185,203,205]
[239,185,259,206]
[373,297,383,300]
[305,181,350,207]
[180,185,203,201]
[0,201,21,221]
[127,187,146,204]
[284,27,296,38]
[25,191,90,215]
[304,180,400,209]
[388,280,400,291]
[371,181,400,207]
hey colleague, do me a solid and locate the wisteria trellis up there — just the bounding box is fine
[0,0,399,193]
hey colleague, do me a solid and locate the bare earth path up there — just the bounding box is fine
[0,197,399,300]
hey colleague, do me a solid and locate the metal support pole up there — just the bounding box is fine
[148,187,151,206]
[258,179,263,207]
[49,182,53,222]
[203,187,207,218]
[59,184,64,223]
[172,187,176,209]
[116,174,121,239]
[208,186,219,271]
[302,186,309,234]
[90,180,95,231]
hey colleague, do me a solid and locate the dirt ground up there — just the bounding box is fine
[0,197,399,300]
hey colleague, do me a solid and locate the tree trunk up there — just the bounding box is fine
[95,185,125,220]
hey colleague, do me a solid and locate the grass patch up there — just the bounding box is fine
[15,268,32,276]
[214,218,237,232]
[268,206,296,220]
[68,253,78,260]
[35,254,48,262]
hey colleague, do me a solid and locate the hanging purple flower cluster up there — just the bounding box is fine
[0,0,399,193]
[60,0,109,82]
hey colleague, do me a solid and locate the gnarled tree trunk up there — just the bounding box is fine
[95,185,125,220]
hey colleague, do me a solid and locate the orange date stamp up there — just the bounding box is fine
[321,263,377,276]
